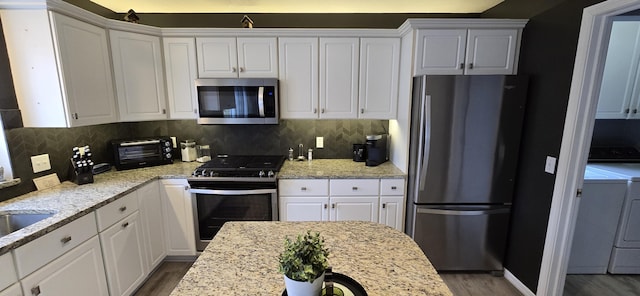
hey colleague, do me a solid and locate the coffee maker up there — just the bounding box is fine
[365,134,389,167]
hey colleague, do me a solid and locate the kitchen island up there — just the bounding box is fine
[170,221,452,296]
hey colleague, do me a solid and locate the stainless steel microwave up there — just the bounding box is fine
[195,78,279,124]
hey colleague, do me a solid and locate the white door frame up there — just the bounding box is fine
[537,0,640,295]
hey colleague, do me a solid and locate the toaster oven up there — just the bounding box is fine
[111,137,173,170]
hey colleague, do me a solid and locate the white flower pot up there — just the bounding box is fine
[284,272,325,296]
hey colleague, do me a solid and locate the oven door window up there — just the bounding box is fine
[117,145,161,164]
[195,193,273,240]
[198,86,276,118]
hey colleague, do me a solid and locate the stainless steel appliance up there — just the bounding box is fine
[110,137,173,170]
[406,75,528,271]
[195,78,279,125]
[188,154,286,251]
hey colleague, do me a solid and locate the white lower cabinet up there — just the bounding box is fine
[20,236,108,296]
[0,283,22,296]
[137,181,167,272]
[0,253,17,293]
[160,179,196,256]
[279,178,404,229]
[99,211,147,296]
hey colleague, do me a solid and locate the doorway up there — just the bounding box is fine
[536,0,640,295]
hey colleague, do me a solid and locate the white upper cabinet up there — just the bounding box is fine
[196,37,278,78]
[0,10,117,127]
[163,37,199,119]
[278,37,319,119]
[415,28,519,75]
[320,38,360,119]
[596,20,640,119]
[110,30,167,122]
[359,38,400,119]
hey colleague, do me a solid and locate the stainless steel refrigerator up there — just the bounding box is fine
[406,75,528,272]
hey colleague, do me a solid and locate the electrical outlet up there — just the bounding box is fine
[31,154,51,173]
[316,137,324,149]
[33,173,60,190]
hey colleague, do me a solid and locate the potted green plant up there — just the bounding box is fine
[278,231,329,296]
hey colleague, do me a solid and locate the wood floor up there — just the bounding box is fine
[439,273,523,296]
[564,274,640,296]
[133,261,193,296]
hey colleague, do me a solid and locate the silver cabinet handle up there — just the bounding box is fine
[301,187,307,191]
[239,67,244,72]
[73,113,79,120]
[122,222,129,228]
[382,203,387,209]
[460,63,464,69]
[232,67,237,73]
[352,187,358,191]
[31,286,41,295]
[324,204,328,209]
[331,203,335,209]
[60,236,72,244]
[469,63,474,69]
[391,186,397,190]
[184,185,189,191]
[360,108,364,114]
[313,108,317,114]
[321,108,325,113]
[119,206,127,212]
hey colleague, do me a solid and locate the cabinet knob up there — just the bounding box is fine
[634,109,638,114]
[626,108,630,114]
[331,203,335,209]
[360,108,364,114]
[31,286,41,295]
[232,67,237,73]
[239,67,244,72]
[460,63,464,69]
[391,186,397,190]
[184,185,189,191]
[73,113,79,120]
[60,236,72,244]
[324,204,328,209]
[162,109,166,114]
[313,108,317,114]
[122,222,129,228]
[301,187,307,191]
[382,203,387,209]
[119,206,127,212]
[352,186,358,191]
[469,63,474,69]
[321,108,325,114]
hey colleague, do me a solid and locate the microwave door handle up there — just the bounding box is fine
[258,86,265,117]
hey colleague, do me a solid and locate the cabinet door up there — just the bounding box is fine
[196,37,238,78]
[278,38,319,119]
[237,37,278,78]
[160,179,196,256]
[164,37,198,119]
[51,12,117,126]
[110,30,167,121]
[0,253,16,292]
[320,38,359,119]
[596,21,640,119]
[21,236,108,296]
[379,196,404,231]
[0,283,21,296]
[358,38,399,119]
[465,29,518,75]
[280,196,329,222]
[137,181,167,273]
[99,212,146,296]
[330,196,378,222]
[414,29,467,75]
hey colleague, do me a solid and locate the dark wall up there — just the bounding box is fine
[483,0,605,292]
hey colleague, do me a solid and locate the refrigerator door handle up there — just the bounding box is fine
[417,91,431,192]
[416,207,510,216]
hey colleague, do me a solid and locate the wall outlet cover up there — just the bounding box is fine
[545,156,557,174]
[31,154,51,173]
[33,173,60,190]
[316,136,324,149]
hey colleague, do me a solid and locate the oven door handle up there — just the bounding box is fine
[190,188,276,195]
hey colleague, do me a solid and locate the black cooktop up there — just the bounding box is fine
[191,155,286,178]
[588,146,640,162]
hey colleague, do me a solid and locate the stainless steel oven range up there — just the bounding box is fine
[187,155,286,251]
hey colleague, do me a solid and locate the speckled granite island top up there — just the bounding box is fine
[171,221,452,296]
[279,159,405,179]
[0,162,200,255]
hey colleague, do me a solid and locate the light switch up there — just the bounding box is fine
[31,154,51,173]
[316,137,324,149]
[545,156,557,174]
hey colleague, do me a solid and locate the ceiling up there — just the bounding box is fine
[90,0,504,14]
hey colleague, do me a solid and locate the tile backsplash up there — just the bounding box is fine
[1,119,388,201]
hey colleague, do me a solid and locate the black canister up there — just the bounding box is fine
[353,144,366,162]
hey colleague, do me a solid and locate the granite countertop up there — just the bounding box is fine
[171,221,452,296]
[279,159,405,179]
[0,162,200,255]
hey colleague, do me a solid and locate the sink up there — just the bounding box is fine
[0,212,55,237]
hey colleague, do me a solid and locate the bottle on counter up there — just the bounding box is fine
[308,149,313,161]
[288,148,294,161]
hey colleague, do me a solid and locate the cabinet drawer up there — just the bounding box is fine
[279,179,328,196]
[14,212,97,278]
[0,252,17,291]
[380,179,405,196]
[96,192,139,232]
[330,179,379,196]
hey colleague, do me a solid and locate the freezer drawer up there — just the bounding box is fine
[413,205,510,271]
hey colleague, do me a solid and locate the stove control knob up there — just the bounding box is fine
[165,153,172,159]
[192,170,200,177]
[199,169,207,177]
[268,171,275,178]
[259,170,266,178]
